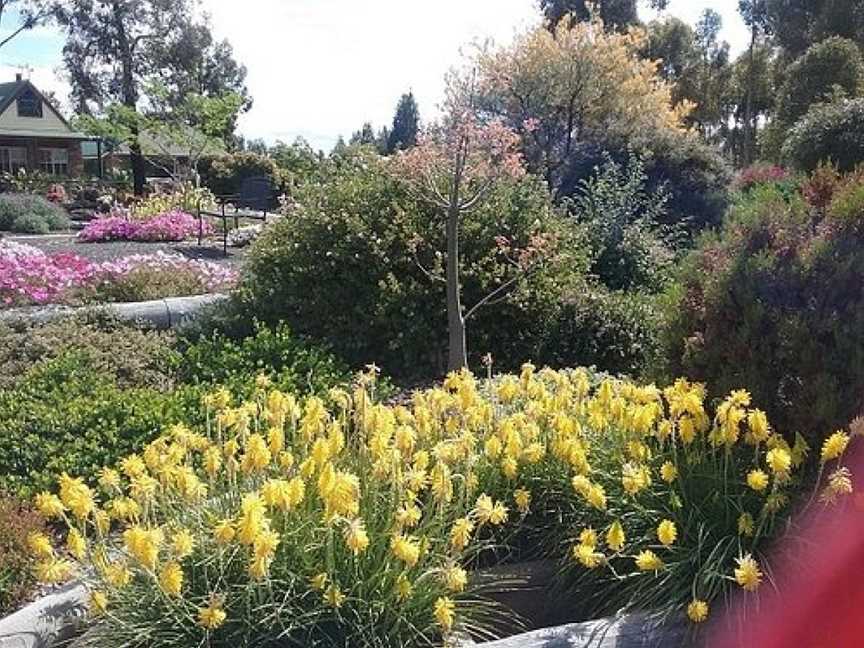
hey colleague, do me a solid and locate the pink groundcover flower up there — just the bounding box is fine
[78,211,212,243]
[0,241,236,307]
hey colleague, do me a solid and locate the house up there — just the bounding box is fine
[0,74,90,177]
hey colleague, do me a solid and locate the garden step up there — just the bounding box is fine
[0,582,87,648]
[468,613,688,648]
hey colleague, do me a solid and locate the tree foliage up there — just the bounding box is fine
[386,91,420,153]
[475,15,691,197]
[539,0,668,31]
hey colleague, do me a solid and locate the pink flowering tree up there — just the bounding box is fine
[392,72,551,371]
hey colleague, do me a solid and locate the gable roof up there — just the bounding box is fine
[0,78,87,137]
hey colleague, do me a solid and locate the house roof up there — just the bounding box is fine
[0,78,89,139]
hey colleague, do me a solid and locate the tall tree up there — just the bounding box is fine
[349,122,377,147]
[738,0,770,164]
[539,0,669,32]
[476,14,691,196]
[392,74,540,371]
[0,0,52,50]
[762,0,864,57]
[386,91,420,153]
[53,0,248,194]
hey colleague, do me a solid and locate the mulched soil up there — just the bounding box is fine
[3,234,247,267]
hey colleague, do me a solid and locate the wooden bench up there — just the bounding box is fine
[197,176,276,253]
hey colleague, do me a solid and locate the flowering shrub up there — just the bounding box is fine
[663,168,864,440]
[733,164,791,192]
[131,184,216,219]
[1,494,47,615]
[78,211,210,243]
[226,223,262,248]
[31,366,858,645]
[0,250,236,307]
[0,193,69,234]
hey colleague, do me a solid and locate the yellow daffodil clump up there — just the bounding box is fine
[28,366,858,646]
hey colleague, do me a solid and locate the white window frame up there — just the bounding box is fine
[0,146,27,173]
[39,147,69,176]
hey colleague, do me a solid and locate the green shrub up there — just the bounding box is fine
[0,314,175,390]
[0,320,353,498]
[240,150,587,379]
[559,130,731,237]
[775,37,864,126]
[199,152,290,204]
[173,322,352,398]
[537,289,663,378]
[782,98,864,172]
[0,495,46,616]
[661,176,864,441]
[0,352,189,498]
[0,193,69,233]
[567,154,675,292]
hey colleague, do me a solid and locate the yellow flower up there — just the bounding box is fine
[572,543,603,569]
[734,554,762,591]
[203,446,222,478]
[746,409,770,443]
[158,562,183,596]
[579,528,597,548]
[241,434,272,473]
[395,503,422,528]
[657,520,677,547]
[821,467,854,503]
[586,484,607,510]
[58,473,95,520]
[123,525,162,570]
[344,518,370,555]
[606,521,626,552]
[36,558,75,583]
[473,494,494,524]
[253,529,280,560]
[765,448,791,477]
[660,461,678,483]
[450,517,474,551]
[104,561,132,588]
[34,492,65,519]
[324,584,346,608]
[67,528,87,560]
[28,532,54,559]
[248,555,272,580]
[395,572,413,601]
[391,534,421,567]
[441,565,468,592]
[821,431,850,463]
[214,519,236,545]
[98,468,121,492]
[489,501,509,526]
[621,463,651,496]
[513,488,531,514]
[687,599,709,623]
[434,596,456,633]
[310,572,328,590]
[746,469,770,492]
[635,550,664,572]
[198,600,227,630]
[89,590,108,615]
[172,529,195,559]
[738,513,755,537]
[501,456,519,479]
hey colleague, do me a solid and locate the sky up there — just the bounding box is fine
[0,0,749,152]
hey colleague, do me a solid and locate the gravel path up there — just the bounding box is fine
[3,234,247,267]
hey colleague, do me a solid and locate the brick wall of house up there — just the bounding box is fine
[0,136,85,176]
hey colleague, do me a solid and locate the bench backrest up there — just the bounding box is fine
[237,176,274,211]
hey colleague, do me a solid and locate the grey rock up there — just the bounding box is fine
[0,582,87,648]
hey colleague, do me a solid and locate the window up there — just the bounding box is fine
[0,147,27,173]
[40,148,68,176]
[16,89,43,118]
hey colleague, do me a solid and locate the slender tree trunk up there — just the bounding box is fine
[111,1,145,195]
[742,24,757,165]
[446,202,467,371]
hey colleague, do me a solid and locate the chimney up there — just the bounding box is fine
[15,73,22,82]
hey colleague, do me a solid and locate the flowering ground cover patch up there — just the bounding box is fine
[1,240,236,307]
[78,211,211,243]
[28,366,859,647]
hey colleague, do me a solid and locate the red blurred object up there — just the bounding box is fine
[708,442,864,648]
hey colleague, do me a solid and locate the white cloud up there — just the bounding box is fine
[3,0,750,151]
[202,0,540,151]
